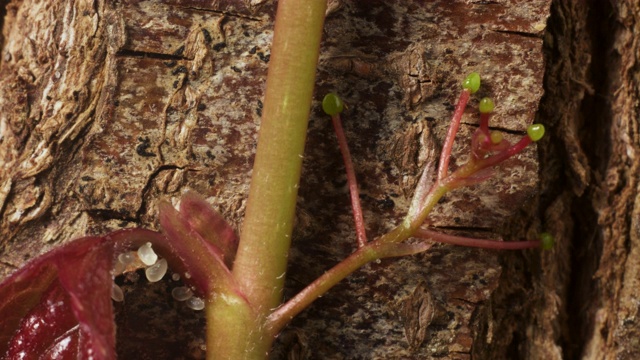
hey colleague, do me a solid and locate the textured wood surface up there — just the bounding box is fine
[0,0,551,358]
[581,1,640,359]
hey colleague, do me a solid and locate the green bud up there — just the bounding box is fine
[479,97,495,114]
[527,124,545,141]
[462,72,481,94]
[322,93,344,116]
[539,232,555,250]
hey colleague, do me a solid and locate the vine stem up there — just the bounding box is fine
[230,0,327,315]
[206,1,328,358]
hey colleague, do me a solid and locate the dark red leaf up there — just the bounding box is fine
[6,280,78,359]
[0,236,115,359]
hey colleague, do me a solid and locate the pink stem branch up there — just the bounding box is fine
[437,89,471,180]
[332,113,368,248]
[476,135,532,170]
[266,245,376,336]
[414,228,541,250]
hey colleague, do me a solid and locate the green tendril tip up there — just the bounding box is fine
[527,124,545,142]
[322,93,344,116]
[540,232,555,250]
[462,72,481,94]
[479,97,495,114]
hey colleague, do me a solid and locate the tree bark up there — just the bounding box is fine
[6,0,638,359]
[474,1,640,359]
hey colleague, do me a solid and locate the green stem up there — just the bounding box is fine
[207,0,327,358]
[206,290,262,359]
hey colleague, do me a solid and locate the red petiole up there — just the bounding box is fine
[331,112,368,247]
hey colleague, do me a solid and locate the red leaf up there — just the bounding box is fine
[0,192,245,359]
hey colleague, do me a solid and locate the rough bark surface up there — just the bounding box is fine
[475,1,640,360]
[581,1,640,360]
[5,0,616,359]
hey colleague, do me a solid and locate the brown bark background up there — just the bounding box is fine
[0,0,637,359]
